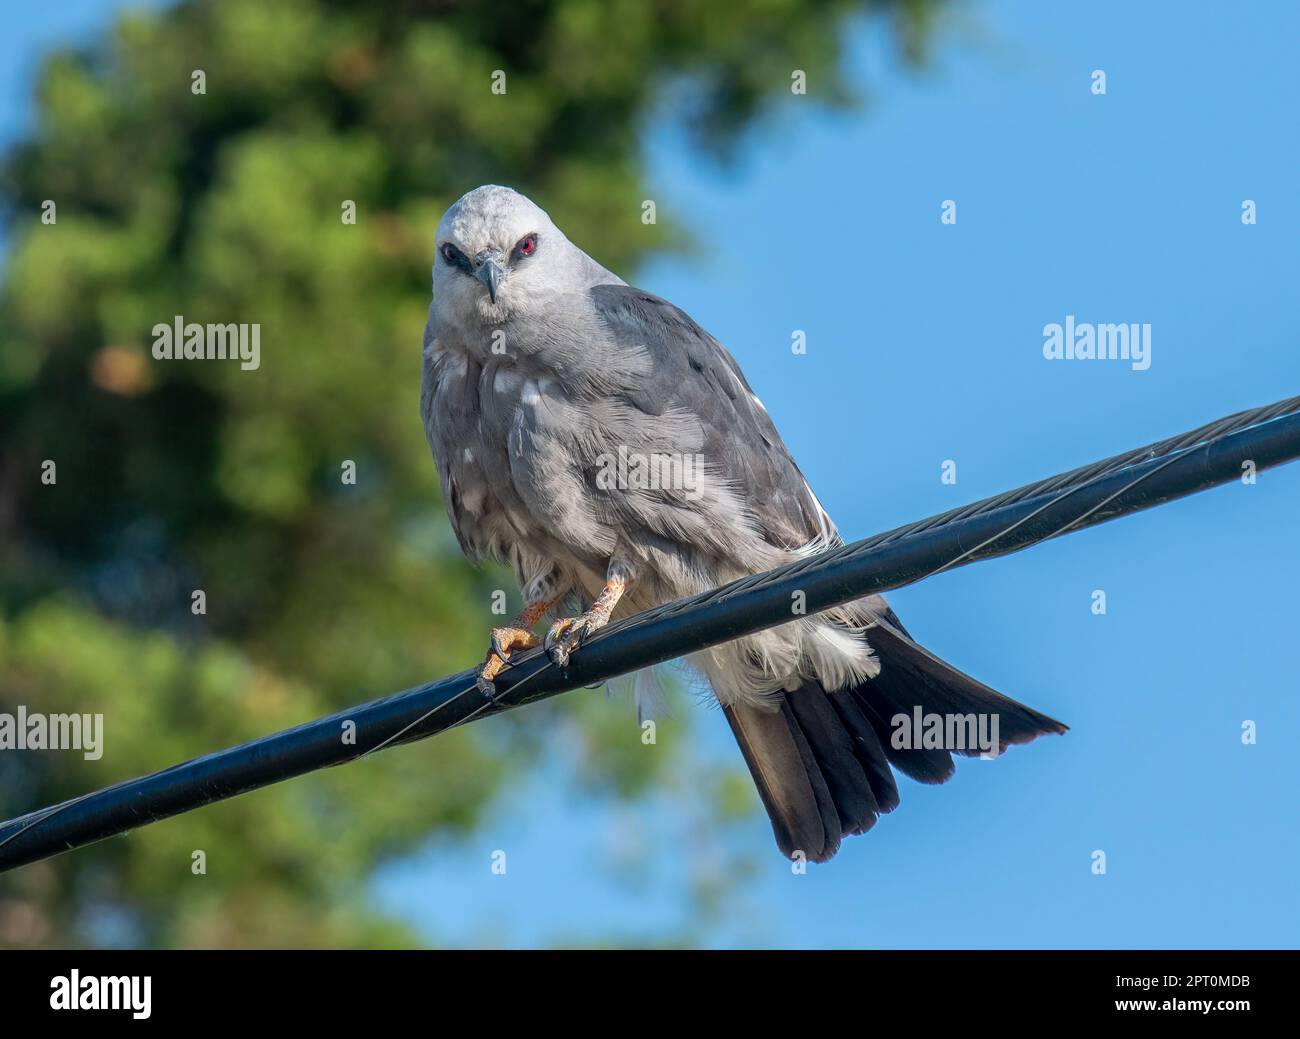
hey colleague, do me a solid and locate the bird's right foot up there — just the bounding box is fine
[476,626,541,697]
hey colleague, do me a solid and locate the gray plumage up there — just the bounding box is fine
[422,185,1065,863]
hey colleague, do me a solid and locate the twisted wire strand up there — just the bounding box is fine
[628,394,1300,625]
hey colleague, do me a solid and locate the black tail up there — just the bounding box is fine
[723,613,1067,863]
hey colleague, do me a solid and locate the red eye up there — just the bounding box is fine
[516,233,537,258]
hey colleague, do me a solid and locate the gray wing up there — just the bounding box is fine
[587,283,834,552]
[420,325,480,562]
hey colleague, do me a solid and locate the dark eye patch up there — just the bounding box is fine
[512,233,539,261]
[440,242,472,273]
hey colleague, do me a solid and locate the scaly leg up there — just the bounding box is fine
[544,560,634,668]
[477,596,559,696]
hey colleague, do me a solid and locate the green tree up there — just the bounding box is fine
[0,0,940,947]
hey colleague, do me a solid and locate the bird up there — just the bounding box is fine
[421,184,1066,863]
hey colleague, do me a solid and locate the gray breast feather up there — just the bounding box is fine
[421,282,836,602]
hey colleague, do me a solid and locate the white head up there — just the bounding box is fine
[432,185,596,327]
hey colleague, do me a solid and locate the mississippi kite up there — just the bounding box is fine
[421,185,1065,862]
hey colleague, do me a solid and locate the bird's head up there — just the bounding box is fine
[432,185,576,324]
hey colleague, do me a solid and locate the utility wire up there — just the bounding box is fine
[1,394,1297,873]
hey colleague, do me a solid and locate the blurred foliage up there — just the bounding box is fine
[0,0,940,947]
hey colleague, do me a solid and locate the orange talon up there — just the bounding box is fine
[475,598,559,696]
[544,572,628,668]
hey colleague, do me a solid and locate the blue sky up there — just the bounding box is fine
[6,1,1299,947]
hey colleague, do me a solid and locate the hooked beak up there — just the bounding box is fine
[475,257,504,303]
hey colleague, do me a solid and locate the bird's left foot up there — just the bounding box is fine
[542,567,631,668]
[544,609,611,668]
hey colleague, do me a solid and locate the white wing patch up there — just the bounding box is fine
[802,478,836,543]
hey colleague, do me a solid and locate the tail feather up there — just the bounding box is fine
[780,699,844,855]
[851,678,956,784]
[723,698,836,860]
[825,687,901,813]
[864,614,1068,752]
[723,615,1068,863]
[785,682,879,835]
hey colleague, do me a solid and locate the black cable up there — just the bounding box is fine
[1,394,1298,873]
